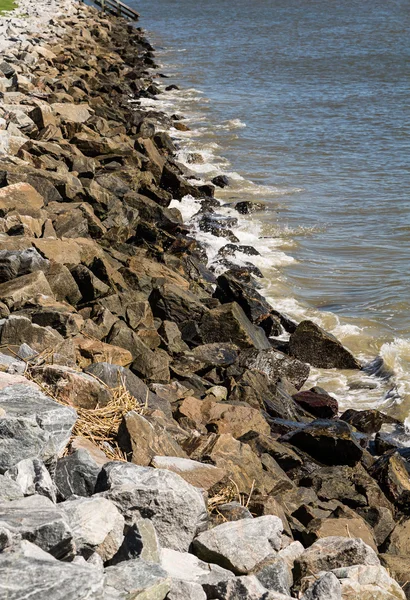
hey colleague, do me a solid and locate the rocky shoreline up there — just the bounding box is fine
[0,1,410,598]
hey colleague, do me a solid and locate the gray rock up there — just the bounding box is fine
[0,494,73,559]
[104,560,171,600]
[59,496,124,562]
[0,248,49,283]
[295,537,380,580]
[85,362,172,417]
[54,449,101,500]
[0,540,105,599]
[0,473,24,501]
[203,575,292,599]
[254,557,292,595]
[301,572,342,600]
[97,461,208,551]
[167,580,206,600]
[5,458,56,502]
[193,515,283,574]
[109,517,160,565]
[330,564,405,599]
[0,383,76,472]
[160,548,234,586]
[0,352,26,374]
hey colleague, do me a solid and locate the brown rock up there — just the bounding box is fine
[0,314,63,352]
[45,261,82,305]
[292,389,338,418]
[387,518,410,555]
[371,451,410,511]
[307,517,377,551]
[39,364,112,409]
[380,554,410,599]
[0,182,44,214]
[73,337,133,368]
[51,103,92,124]
[151,456,225,490]
[0,271,54,309]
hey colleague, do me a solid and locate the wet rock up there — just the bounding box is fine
[104,560,171,600]
[234,201,266,214]
[212,175,230,188]
[289,320,361,369]
[292,388,338,418]
[0,494,73,559]
[282,419,363,467]
[340,408,384,433]
[371,451,410,511]
[201,302,271,350]
[193,515,283,574]
[239,347,310,390]
[0,383,76,472]
[54,448,102,500]
[0,541,105,600]
[60,496,124,562]
[151,456,225,490]
[295,537,380,580]
[98,461,208,551]
[5,458,56,502]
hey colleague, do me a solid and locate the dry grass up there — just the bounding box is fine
[71,379,148,461]
[208,478,256,518]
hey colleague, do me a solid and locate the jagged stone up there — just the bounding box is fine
[151,456,225,490]
[38,365,111,409]
[193,515,283,574]
[0,473,24,501]
[54,449,102,500]
[5,458,56,502]
[109,517,160,565]
[104,560,171,600]
[97,462,208,551]
[301,572,342,600]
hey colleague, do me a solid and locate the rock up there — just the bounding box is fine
[60,496,124,562]
[340,408,385,433]
[331,564,405,600]
[5,458,56,502]
[201,302,271,350]
[380,555,410,600]
[0,541,105,599]
[386,518,410,555]
[73,337,132,368]
[38,365,111,409]
[0,314,63,353]
[357,506,395,547]
[238,432,302,472]
[160,547,234,588]
[282,419,363,467]
[97,462,208,551]
[151,456,225,490]
[203,575,290,600]
[51,103,92,124]
[0,271,54,309]
[109,516,160,565]
[0,494,73,559]
[118,411,186,466]
[239,348,310,390]
[85,362,171,416]
[71,264,110,302]
[104,560,170,600]
[46,261,82,305]
[301,572,341,600]
[0,248,49,283]
[292,388,338,418]
[54,449,102,500]
[295,537,380,579]
[159,320,189,353]
[193,515,283,574]
[254,556,293,595]
[216,502,254,522]
[234,201,266,214]
[212,175,230,188]
[192,342,239,368]
[371,452,410,510]
[306,517,377,552]
[0,182,44,213]
[0,473,24,501]
[167,580,206,600]
[0,383,76,472]
[149,283,207,324]
[289,320,361,369]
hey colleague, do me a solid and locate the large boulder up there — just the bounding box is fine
[289,320,361,369]
[97,462,208,551]
[371,452,410,511]
[282,419,363,467]
[104,560,170,600]
[151,456,225,491]
[0,541,105,599]
[239,348,310,390]
[193,516,283,574]
[160,547,234,588]
[0,382,76,472]
[54,449,102,500]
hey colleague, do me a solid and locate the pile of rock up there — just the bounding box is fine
[0,0,409,598]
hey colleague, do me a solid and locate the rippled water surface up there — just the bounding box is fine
[130,0,410,416]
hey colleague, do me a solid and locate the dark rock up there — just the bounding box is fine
[282,419,363,467]
[211,175,230,188]
[289,320,361,369]
[149,283,208,325]
[234,201,266,214]
[254,557,292,595]
[70,264,110,302]
[292,388,338,418]
[54,449,102,500]
[371,451,410,511]
[239,348,310,390]
[340,408,384,433]
[238,431,303,472]
[200,302,271,350]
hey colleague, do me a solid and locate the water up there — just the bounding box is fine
[130,0,410,420]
